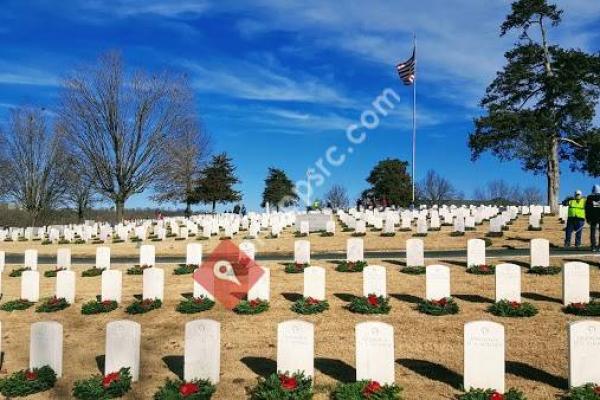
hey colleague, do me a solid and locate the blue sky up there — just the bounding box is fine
[1,0,599,211]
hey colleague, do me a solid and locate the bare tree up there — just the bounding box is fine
[63,154,98,223]
[152,119,211,217]
[472,179,542,205]
[58,52,197,222]
[0,107,66,225]
[324,184,349,210]
[514,186,544,205]
[417,170,459,205]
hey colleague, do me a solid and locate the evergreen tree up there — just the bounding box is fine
[469,0,600,212]
[261,168,298,211]
[195,153,241,213]
[364,158,412,207]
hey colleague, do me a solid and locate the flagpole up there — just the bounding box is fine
[412,33,417,204]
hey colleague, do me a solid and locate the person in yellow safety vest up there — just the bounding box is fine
[563,190,586,248]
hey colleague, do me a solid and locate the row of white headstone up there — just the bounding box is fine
[10,317,599,392]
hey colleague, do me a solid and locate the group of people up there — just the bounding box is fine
[563,185,600,251]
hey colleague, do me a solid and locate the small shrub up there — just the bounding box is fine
[0,365,57,397]
[348,294,391,314]
[126,298,162,314]
[0,299,35,311]
[488,300,538,318]
[72,367,132,400]
[418,297,459,316]
[249,372,312,400]
[332,380,403,400]
[81,299,118,315]
[233,298,269,314]
[291,297,329,314]
[36,296,70,313]
[176,296,215,314]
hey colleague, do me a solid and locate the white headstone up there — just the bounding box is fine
[356,322,395,385]
[363,265,387,297]
[21,270,40,302]
[347,238,364,262]
[464,321,504,393]
[495,264,521,302]
[105,320,141,381]
[142,267,164,301]
[303,267,326,301]
[186,243,202,266]
[184,319,221,383]
[277,320,314,378]
[96,247,111,270]
[0,250,4,272]
[102,270,122,303]
[248,266,270,301]
[294,240,311,265]
[426,265,450,300]
[569,320,600,387]
[326,220,335,234]
[29,321,63,378]
[139,244,155,267]
[56,270,76,304]
[467,239,486,267]
[56,248,71,270]
[563,262,590,305]
[24,249,38,271]
[239,241,256,261]
[406,239,424,267]
[530,238,549,267]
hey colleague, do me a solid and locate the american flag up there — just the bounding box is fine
[396,48,415,85]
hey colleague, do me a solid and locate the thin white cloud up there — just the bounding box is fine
[83,0,211,18]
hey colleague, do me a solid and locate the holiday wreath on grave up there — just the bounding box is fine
[36,296,70,313]
[44,267,67,277]
[348,294,391,314]
[72,367,132,400]
[0,298,35,311]
[81,299,118,315]
[331,380,403,400]
[153,378,216,400]
[417,297,460,316]
[466,264,496,275]
[249,371,312,400]
[564,300,600,317]
[126,298,162,314]
[127,264,152,275]
[458,388,527,400]
[562,383,600,400]
[527,265,561,275]
[174,264,198,275]
[176,296,215,314]
[291,297,329,315]
[285,262,309,273]
[488,300,538,318]
[233,298,269,315]
[400,265,426,275]
[81,267,105,277]
[0,365,57,397]
[9,267,30,277]
[336,260,368,272]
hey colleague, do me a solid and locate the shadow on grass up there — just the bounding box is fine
[441,259,467,268]
[390,293,421,305]
[315,358,355,384]
[509,260,530,268]
[383,259,406,267]
[397,358,462,389]
[241,356,276,378]
[162,355,184,380]
[565,258,600,267]
[282,292,303,302]
[334,293,358,302]
[522,292,562,304]
[181,292,193,299]
[95,355,105,374]
[454,294,494,304]
[506,360,567,389]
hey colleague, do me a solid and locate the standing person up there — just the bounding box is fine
[585,185,600,252]
[563,190,586,248]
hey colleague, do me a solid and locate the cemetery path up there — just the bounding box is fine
[2,247,594,264]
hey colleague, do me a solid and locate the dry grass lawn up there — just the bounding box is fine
[0,216,596,399]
